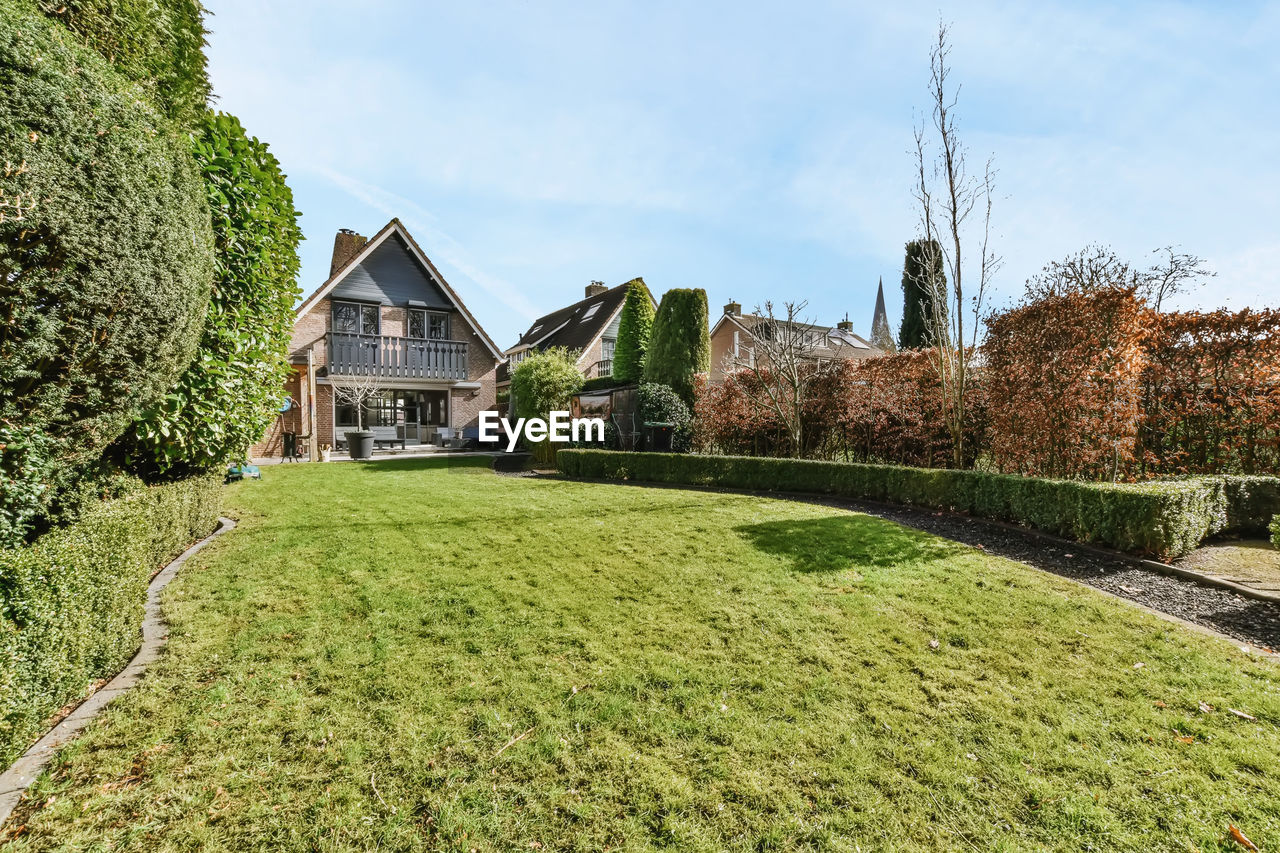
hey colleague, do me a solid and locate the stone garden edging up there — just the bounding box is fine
[0,516,237,829]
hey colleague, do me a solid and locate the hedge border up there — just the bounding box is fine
[0,475,222,768]
[0,515,235,827]
[556,450,1280,560]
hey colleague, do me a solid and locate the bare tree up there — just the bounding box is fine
[724,300,820,458]
[1025,244,1142,300]
[910,22,1001,468]
[1147,246,1213,312]
[1024,243,1213,311]
[331,370,382,432]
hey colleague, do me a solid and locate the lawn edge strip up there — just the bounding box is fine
[0,516,238,829]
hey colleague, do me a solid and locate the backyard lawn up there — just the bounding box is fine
[6,458,1279,851]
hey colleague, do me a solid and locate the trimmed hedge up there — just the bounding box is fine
[557,450,1280,560]
[0,474,221,766]
[1,0,214,489]
[119,112,303,477]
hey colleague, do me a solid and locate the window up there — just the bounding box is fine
[428,313,448,340]
[408,309,426,339]
[333,301,378,335]
[582,302,602,321]
[601,337,616,361]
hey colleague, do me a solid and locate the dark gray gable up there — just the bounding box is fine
[330,234,452,308]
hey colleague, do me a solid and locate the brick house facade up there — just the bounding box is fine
[253,219,504,459]
[708,300,883,384]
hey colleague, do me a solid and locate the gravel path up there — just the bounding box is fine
[548,474,1280,653]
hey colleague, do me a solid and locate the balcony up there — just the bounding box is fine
[326,333,468,381]
[586,358,613,379]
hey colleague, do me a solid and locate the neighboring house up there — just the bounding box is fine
[254,219,504,458]
[709,300,883,383]
[497,278,656,390]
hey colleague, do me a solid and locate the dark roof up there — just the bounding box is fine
[295,218,503,358]
[507,278,645,355]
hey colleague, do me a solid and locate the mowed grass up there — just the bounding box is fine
[7,459,1280,851]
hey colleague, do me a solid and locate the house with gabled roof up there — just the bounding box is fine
[709,299,883,384]
[496,278,656,390]
[254,219,504,459]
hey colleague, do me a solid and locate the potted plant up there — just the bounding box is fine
[333,373,379,460]
[319,443,332,463]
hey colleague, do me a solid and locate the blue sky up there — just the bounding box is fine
[204,1,1280,347]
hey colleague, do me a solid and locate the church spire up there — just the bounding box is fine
[869,277,895,353]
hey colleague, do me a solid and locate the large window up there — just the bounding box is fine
[333,301,378,335]
[408,309,448,340]
[601,337,616,361]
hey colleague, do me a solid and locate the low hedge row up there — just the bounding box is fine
[0,474,221,766]
[557,450,1280,560]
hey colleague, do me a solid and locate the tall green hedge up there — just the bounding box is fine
[557,450,1280,559]
[38,0,210,126]
[119,112,303,477]
[0,473,221,766]
[899,239,946,349]
[612,278,654,384]
[644,288,710,405]
[0,1,214,501]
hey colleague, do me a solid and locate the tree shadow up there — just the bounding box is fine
[734,514,971,573]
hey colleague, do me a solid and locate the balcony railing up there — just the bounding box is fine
[587,358,613,379]
[327,333,468,381]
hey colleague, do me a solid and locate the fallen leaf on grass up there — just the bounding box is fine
[1228,823,1260,851]
[929,639,940,651]
[1198,702,1215,713]
[1132,662,1145,669]
[1154,700,1167,708]
[1228,708,1257,721]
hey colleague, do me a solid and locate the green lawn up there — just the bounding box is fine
[7,458,1279,851]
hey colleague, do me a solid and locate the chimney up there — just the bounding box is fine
[330,228,368,276]
[724,299,742,316]
[837,313,853,332]
[585,280,608,298]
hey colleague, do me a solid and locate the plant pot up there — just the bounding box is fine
[345,430,375,460]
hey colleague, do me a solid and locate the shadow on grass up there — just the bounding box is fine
[735,514,970,573]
